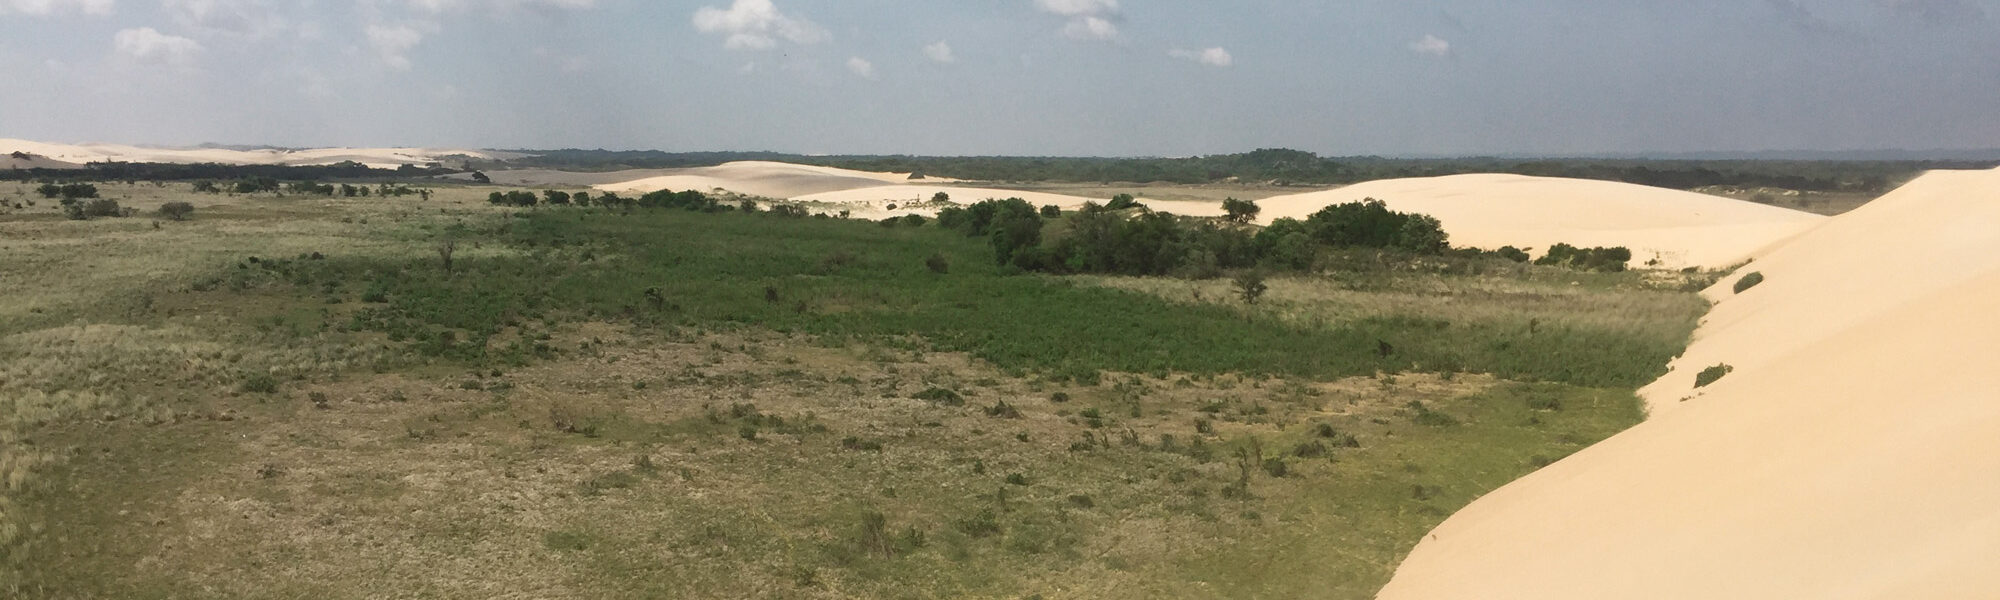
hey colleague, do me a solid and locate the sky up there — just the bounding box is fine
[1,0,1996,157]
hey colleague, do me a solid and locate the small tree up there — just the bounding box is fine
[158,201,195,221]
[1039,204,1061,218]
[436,239,457,273]
[470,171,491,184]
[931,191,950,203]
[1221,197,1261,223]
[1233,270,1269,304]
[1106,193,1141,211]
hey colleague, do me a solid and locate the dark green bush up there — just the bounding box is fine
[1694,363,1733,388]
[158,201,195,221]
[1733,272,1765,294]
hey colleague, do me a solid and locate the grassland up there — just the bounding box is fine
[1,180,1704,598]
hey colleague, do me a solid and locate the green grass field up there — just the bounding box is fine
[0,182,1704,598]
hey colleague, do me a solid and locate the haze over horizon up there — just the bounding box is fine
[3,0,1996,157]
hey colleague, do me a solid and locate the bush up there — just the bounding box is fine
[1105,193,1142,211]
[240,372,279,394]
[1733,271,1765,294]
[1039,204,1061,218]
[1694,363,1733,388]
[158,201,195,221]
[1494,246,1532,263]
[924,252,949,274]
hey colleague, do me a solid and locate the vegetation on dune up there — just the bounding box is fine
[1733,271,1765,293]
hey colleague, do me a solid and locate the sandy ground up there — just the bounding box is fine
[0,138,514,169]
[1376,167,2000,599]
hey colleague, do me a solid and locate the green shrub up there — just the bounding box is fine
[1694,363,1733,388]
[240,372,279,394]
[1004,473,1029,486]
[1733,272,1765,294]
[158,201,195,221]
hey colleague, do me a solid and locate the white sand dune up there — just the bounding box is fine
[1376,167,2000,600]
[0,138,513,169]
[593,161,924,199]
[1251,174,1824,270]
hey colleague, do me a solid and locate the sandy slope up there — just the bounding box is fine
[1252,174,1824,270]
[0,138,513,169]
[1376,167,2000,600]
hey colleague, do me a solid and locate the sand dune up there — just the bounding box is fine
[594,161,918,199]
[1376,167,2000,599]
[0,138,513,169]
[1251,174,1824,270]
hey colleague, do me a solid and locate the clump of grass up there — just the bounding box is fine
[1694,363,1734,388]
[913,387,964,406]
[840,436,883,451]
[984,400,1021,418]
[954,509,1001,538]
[1733,271,1765,294]
[1406,401,1460,427]
[1004,473,1030,486]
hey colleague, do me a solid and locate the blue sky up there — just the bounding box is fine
[1,0,1995,156]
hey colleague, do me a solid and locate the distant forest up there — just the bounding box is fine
[7,148,1996,194]
[497,148,1999,194]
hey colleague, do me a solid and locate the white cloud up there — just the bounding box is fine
[1033,0,1115,17]
[113,27,202,65]
[923,40,955,64]
[402,0,596,13]
[846,56,876,79]
[0,0,113,16]
[1034,0,1119,41]
[163,0,286,38]
[1062,15,1118,40]
[366,23,431,70]
[1169,47,1232,67]
[692,0,828,50]
[1409,34,1451,57]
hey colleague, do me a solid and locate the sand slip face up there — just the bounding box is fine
[1376,167,2000,600]
[1251,174,1824,270]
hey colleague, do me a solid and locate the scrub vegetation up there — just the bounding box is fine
[0,178,1709,599]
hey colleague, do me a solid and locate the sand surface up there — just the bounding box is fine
[1251,174,1824,269]
[1376,167,2000,599]
[0,138,513,169]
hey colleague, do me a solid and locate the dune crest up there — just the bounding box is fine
[1376,167,2000,599]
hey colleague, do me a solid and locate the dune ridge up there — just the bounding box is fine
[1375,166,2000,599]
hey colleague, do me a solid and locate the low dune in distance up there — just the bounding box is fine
[1376,167,2000,599]
[0,138,513,169]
